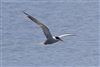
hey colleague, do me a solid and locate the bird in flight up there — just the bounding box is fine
[23,11,74,45]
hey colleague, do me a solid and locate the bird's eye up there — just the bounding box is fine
[55,37,60,39]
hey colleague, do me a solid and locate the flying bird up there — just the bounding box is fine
[23,11,74,45]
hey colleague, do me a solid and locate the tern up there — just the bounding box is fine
[23,11,74,45]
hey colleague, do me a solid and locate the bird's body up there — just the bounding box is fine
[23,11,74,45]
[44,39,58,45]
[44,37,59,45]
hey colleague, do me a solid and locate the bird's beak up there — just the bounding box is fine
[60,39,63,41]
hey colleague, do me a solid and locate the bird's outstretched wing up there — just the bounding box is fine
[59,34,76,38]
[23,11,53,39]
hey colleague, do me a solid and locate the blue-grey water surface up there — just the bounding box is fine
[1,0,99,67]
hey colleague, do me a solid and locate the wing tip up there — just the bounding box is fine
[22,10,29,16]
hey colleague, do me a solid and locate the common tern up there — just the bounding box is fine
[23,11,74,45]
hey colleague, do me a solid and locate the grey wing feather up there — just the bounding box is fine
[23,11,53,39]
[59,34,76,38]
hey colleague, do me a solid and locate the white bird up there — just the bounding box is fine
[23,11,74,45]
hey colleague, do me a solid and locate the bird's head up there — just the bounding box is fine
[55,36,63,41]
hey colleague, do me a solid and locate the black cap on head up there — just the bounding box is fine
[55,36,63,41]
